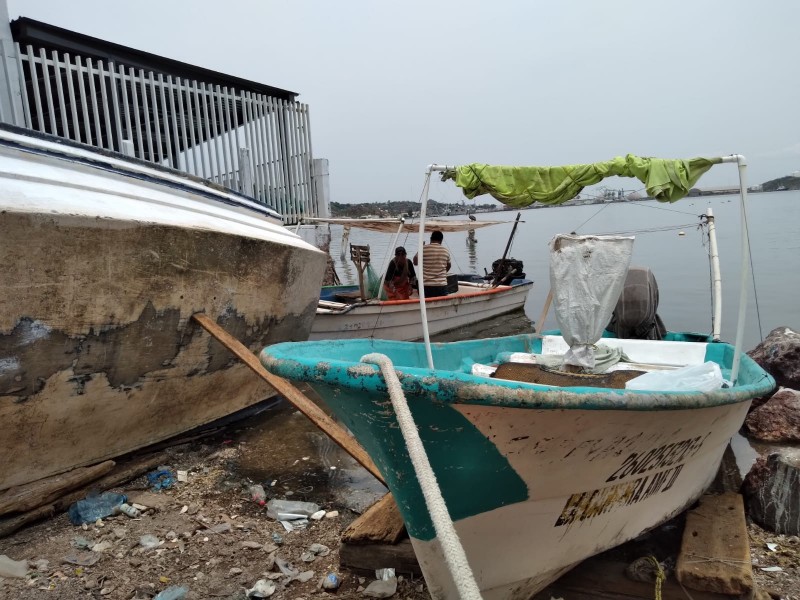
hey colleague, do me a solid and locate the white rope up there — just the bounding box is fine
[361,353,483,600]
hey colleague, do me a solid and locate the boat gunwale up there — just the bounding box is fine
[259,335,775,412]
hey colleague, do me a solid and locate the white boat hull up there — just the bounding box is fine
[310,282,532,341]
[411,401,749,599]
[0,128,327,490]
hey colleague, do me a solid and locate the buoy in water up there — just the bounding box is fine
[678,231,686,236]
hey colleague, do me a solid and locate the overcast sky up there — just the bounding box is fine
[8,1,799,204]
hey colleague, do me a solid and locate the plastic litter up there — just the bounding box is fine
[153,586,189,600]
[0,554,28,578]
[67,492,127,525]
[249,484,267,506]
[320,573,340,590]
[266,499,320,521]
[625,362,724,392]
[271,532,283,545]
[139,534,161,549]
[247,579,276,598]
[146,469,175,491]
[115,503,141,518]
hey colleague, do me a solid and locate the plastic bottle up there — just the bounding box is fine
[67,492,127,525]
[115,503,141,518]
[249,484,267,506]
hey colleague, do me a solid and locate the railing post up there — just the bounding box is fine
[239,147,254,198]
[0,0,25,125]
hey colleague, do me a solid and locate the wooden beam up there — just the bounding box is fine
[340,538,422,577]
[0,460,115,516]
[191,312,385,485]
[342,492,406,545]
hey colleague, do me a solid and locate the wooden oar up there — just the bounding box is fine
[192,313,385,486]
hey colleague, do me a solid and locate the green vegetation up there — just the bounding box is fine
[761,176,800,192]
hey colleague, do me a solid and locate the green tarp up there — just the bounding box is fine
[441,154,722,206]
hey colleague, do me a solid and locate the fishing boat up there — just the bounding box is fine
[261,155,775,599]
[308,217,533,341]
[0,125,327,491]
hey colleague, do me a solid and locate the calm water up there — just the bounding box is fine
[329,190,800,351]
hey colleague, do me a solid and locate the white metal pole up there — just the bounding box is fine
[719,155,749,384]
[417,170,434,369]
[377,219,406,300]
[705,208,722,341]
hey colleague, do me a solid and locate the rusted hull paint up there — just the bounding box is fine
[0,212,326,490]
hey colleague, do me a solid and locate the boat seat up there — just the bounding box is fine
[492,362,644,389]
[334,290,364,303]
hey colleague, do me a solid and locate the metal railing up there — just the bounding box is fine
[0,39,319,223]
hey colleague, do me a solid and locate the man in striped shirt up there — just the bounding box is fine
[413,230,451,298]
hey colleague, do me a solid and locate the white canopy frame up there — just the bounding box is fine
[420,157,750,383]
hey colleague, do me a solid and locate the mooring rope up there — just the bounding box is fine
[361,353,483,600]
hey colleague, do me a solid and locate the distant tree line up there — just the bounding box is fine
[329,199,499,218]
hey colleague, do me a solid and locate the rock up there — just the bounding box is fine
[33,559,50,572]
[91,541,113,553]
[743,449,800,535]
[241,541,263,549]
[362,577,398,598]
[743,388,800,442]
[325,511,339,519]
[229,567,244,577]
[0,554,28,578]
[748,327,800,390]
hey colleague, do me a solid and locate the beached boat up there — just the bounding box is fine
[261,155,775,599]
[0,125,327,491]
[308,217,533,341]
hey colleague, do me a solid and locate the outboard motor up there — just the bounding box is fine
[486,258,525,285]
[607,266,667,340]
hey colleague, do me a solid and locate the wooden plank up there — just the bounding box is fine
[0,460,115,516]
[340,538,422,576]
[342,493,406,545]
[533,557,741,600]
[0,451,168,538]
[676,492,754,595]
[192,312,385,485]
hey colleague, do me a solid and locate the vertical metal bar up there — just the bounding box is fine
[39,48,57,134]
[222,87,237,189]
[214,85,230,186]
[176,77,193,173]
[262,95,279,211]
[248,93,265,203]
[256,95,273,207]
[118,64,132,147]
[12,42,31,127]
[227,87,242,191]
[166,75,180,170]
[26,46,44,132]
[74,55,92,144]
[302,104,317,216]
[239,91,254,196]
[205,83,220,181]
[129,67,144,158]
[97,61,113,150]
[285,99,299,218]
[51,51,70,138]
[290,102,306,216]
[242,91,262,200]
[63,54,81,142]
[191,80,208,178]
[86,58,102,143]
[150,71,165,164]
[108,62,123,152]
[185,80,201,176]
[275,99,294,222]
[139,70,154,161]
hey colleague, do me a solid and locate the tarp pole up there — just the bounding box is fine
[418,165,451,370]
[417,169,434,369]
[705,208,722,341]
[720,155,749,384]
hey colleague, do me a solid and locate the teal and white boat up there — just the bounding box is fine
[260,155,775,600]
